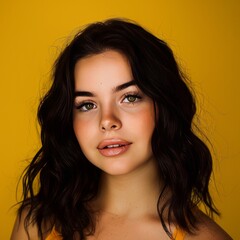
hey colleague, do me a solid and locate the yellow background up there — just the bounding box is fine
[0,1,239,239]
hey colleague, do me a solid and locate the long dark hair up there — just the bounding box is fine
[19,18,218,239]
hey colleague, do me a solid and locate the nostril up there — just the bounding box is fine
[100,120,121,131]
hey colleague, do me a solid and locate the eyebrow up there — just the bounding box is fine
[74,80,136,97]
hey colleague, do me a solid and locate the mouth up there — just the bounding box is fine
[97,139,132,157]
[98,143,130,149]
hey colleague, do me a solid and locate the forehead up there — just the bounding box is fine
[74,50,133,90]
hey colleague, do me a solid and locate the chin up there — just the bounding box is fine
[99,159,149,177]
[101,166,135,176]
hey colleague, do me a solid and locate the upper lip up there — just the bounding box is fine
[97,139,132,150]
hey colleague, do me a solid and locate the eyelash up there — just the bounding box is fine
[75,101,96,112]
[122,92,142,104]
[75,92,142,112]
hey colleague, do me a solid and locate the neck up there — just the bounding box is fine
[93,159,163,218]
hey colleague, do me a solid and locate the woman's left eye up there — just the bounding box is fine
[122,94,142,103]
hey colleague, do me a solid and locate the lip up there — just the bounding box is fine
[97,139,132,157]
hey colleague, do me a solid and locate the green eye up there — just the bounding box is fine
[123,94,142,103]
[77,102,96,112]
[84,103,95,110]
[127,95,137,102]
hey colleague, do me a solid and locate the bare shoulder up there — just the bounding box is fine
[185,210,232,240]
[10,208,39,240]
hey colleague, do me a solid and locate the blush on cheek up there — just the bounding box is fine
[139,109,155,128]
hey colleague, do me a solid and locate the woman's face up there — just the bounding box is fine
[73,50,156,176]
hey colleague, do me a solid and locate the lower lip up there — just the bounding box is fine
[98,144,131,157]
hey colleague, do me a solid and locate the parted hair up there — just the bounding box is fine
[19,18,218,240]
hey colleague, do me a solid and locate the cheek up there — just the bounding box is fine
[73,116,94,146]
[135,108,155,135]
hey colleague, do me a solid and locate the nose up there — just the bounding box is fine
[100,107,122,132]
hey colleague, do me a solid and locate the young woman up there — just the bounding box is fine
[11,19,232,240]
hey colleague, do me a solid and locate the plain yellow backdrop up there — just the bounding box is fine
[0,0,239,239]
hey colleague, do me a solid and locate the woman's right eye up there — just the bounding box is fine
[76,102,97,112]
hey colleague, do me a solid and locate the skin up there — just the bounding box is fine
[11,50,232,240]
[73,50,156,177]
[73,50,172,239]
[72,50,232,240]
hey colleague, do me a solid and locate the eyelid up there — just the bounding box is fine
[74,100,97,111]
[121,91,142,102]
[74,96,95,106]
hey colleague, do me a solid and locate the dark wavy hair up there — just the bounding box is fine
[19,18,219,239]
